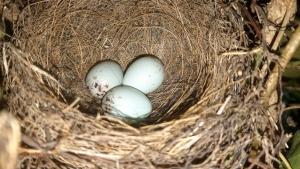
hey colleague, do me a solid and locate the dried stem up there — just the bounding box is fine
[279,152,292,169]
[264,26,300,99]
[271,0,294,51]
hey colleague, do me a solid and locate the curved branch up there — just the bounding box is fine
[264,26,300,99]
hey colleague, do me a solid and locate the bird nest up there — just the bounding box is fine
[2,0,281,168]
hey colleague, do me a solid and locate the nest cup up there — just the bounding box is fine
[4,0,280,168]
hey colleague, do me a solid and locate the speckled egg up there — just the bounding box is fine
[85,60,123,99]
[101,85,152,120]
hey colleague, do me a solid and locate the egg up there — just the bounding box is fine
[101,85,152,120]
[85,60,123,99]
[123,55,164,94]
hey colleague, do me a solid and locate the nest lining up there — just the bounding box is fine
[2,0,281,168]
[14,0,243,121]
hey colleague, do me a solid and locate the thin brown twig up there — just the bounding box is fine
[283,105,300,112]
[236,2,262,41]
[271,0,294,51]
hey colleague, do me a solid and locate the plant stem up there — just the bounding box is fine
[264,26,300,99]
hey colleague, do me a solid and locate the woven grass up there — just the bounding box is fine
[2,0,281,168]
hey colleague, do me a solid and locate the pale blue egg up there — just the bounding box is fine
[123,55,164,94]
[85,61,123,99]
[101,85,152,120]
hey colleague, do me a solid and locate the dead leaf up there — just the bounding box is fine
[262,0,297,45]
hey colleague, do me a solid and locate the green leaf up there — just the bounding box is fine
[283,61,300,79]
[288,131,300,169]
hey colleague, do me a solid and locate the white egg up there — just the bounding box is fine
[123,55,164,94]
[101,85,152,119]
[85,60,123,99]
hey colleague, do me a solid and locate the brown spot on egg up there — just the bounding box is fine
[94,83,98,88]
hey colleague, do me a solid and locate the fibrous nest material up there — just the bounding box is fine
[2,0,281,168]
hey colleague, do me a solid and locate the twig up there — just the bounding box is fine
[2,43,9,75]
[264,26,300,99]
[283,105,300,112]
[19,146,123,161]
[236,2,262,40]
[216,95,231,115]
[59,148,123,161]
[279,152,292,169]
[21,135,43,150]
[220,46,263,57]
[63,97,80,113]
[266,108,279,131]
[18,147,49,156]
[271,0,294,51]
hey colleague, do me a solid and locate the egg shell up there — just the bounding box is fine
[85,60,123,99]
[123,55,164,94]
[101,85,152,119]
